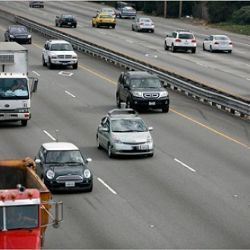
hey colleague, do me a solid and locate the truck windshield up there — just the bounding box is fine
[0,78,29,99]
[5,205,39,230]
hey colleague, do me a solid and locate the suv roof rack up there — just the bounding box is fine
[108,108,138,117]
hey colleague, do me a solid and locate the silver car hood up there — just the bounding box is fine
[112,131,151,143]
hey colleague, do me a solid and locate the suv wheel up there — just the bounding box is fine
[192,48,196,54]
[42,56,46,66]
[47,58,53,69]
[164,42,169,51]
[21,120,28,126]
[73,63,78,69]
[210,45,213,53]
[116,94,121,108]
[162,105,169,113]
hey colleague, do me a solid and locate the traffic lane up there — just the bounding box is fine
[27,37,250,248]
[1,2,249,98]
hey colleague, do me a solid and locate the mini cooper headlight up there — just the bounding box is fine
[46,170,55,180]
[84,169,91,178]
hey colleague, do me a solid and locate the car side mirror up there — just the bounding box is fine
[56,16,59,18]
[35,159,41,164]
[30,77,38,93]
[148,126,153,131]
[166,34,169,37]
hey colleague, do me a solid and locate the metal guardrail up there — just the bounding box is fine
[2,9,248,119]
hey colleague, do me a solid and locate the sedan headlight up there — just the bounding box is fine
[113,138,123,144]
[84,169,91,178]
[132,91,143,98]
[46,170,55,180]
[9,35,15,38]
[159,91,168,98]
[146,135,153,143]
[28,35,32,38]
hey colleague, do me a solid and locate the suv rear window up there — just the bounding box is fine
[179,33,194,39]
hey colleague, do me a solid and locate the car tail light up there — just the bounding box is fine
[214,42,219,45]
[192,39,196,43]
[175,39,181,42]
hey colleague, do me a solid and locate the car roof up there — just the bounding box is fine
[126,71,157,78]
[48,40,70,44]
[42,142,79,151]
[9,25,27,29]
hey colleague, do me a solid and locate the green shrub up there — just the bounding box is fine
[232,6,250,24]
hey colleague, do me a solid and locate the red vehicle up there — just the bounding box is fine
[0,158,63,249]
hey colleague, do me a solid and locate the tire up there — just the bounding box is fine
[203,43,206,51]
[29,39,32,44]
[116,94,121,108]
[96,23,99,28]
[96,135,102,149]
[162,105,169,113]
[210,45,213,53]
[171,44,176,53]
[148,153,154,158]
[151,29,154,33]
[126,99,132,109]
[164,42,169,51]
[92,22,94,27]
[108,144,113,158]
[192,48,196,54]
[74,25,77,28]
[132,25,134,31]
[47,58,53,69]
[55,22,58,27]
[21,120,28,126]
[112,25,115,29]
[228,50,232,53]
[42,56,46,66]
[86,183,93,192]
[73,63,78,69]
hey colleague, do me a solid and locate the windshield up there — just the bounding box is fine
[0,78,29,99]
[140,18,152,22]
[51,43,73,51]
[45,150,84,164]
[111,118,147,132]
[179,33,194,39]
[5,205,39,230]
[130,78,162,88]
[10,26,27,34]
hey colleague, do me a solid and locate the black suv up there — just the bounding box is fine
[116,71,170,113]
[55,14,77,28]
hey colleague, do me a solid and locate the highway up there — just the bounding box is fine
[0,1,249,100]
[0,14,250,248]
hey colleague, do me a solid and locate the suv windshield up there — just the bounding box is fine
[179,33,194,39]
[130,78,161,88]
[111,118,147,132]
[51,43,73,51]
[45,150,84,164]
[0,78,29,99]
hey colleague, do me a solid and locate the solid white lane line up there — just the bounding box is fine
[32,71,40,76]
[97,177,117,195]
[43,130,56,141]
[174,158,196,173]
[65,90,76,98]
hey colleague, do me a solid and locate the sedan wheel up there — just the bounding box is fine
[96,136,101,149]
[210,45,213,53]
[203,43,206,51]
[108,144,113,158]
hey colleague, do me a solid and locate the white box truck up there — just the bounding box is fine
[0,42,38,126]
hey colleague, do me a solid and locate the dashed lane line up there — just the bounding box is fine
[97,177,117,195]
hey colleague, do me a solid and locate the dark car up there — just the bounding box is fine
[35,142,93,192]
[55,14,77,28]
[29,1,44,8]
[4,25,32,44]
[116,71,170,113]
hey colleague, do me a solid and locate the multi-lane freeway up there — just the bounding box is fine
[0,1,250,249]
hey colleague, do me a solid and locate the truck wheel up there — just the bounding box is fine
[21,120,28,126]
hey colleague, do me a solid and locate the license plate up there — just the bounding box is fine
[68,22,71,25]
[65,181,75,187]
[139,144,149,150]
[149,101,155,106]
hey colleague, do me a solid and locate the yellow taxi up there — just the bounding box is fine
[92,13,116,29]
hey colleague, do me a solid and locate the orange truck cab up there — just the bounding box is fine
[0,158,63,249]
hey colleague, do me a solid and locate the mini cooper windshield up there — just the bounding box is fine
[45,150,84,164]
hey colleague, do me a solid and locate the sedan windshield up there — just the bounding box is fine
[0,78,29,99]
[45,150,84,164]
[10,26,27,34]
[111,118,147,132]
[130,78,162,88]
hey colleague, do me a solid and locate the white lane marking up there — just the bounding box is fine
[97,177,117,195]
[247,78,250,81]
[65,90,76,98]
[174,158,196,173]
[32,71,40,76]
[43,130,56,141]
[58,71,73,77]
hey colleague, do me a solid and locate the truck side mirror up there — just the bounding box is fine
[31,77,38,93]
